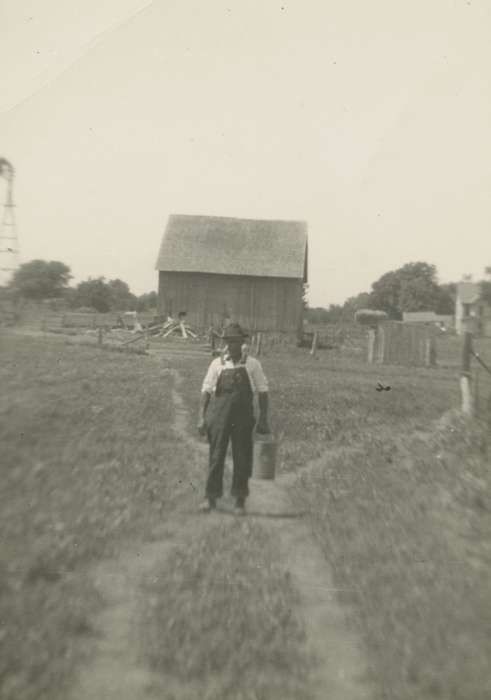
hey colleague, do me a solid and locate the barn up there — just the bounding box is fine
[155,214,308,333]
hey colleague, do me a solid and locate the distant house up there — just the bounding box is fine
[403,311,454,329]
[455,280,491,336]
[155,214,308,333]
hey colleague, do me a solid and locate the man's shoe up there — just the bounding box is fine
[198,499,216,513]
[233,500,246,516]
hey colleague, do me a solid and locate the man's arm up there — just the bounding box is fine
[248,357,270,433]
[197,359,218,435]
[256,391,270,434]
[197,391,211,435]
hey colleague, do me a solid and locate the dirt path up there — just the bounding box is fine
[248,479,373,699]
[66,369,206,700]
[67,367,373,700]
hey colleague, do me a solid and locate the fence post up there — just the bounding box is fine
[460,326,474,416]
[256,332,262,357]
[310,331,318,357]
[377,326,385,364]
[367,329,376,364]
[475,366,480,415]
[424,334,436,367]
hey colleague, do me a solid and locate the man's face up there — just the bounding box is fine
[228,339,242,358]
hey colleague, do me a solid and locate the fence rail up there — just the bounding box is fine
[41,311,160,331]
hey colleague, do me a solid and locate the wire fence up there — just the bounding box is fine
[471,343,491,418]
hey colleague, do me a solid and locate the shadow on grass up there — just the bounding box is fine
[179,505,306,519]
[219,508,306,520]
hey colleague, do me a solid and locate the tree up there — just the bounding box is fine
[107,279,137,311]
[481,281,491,305]
[370,262,442,319]
[10,260,72,299]
[324,304,343,323]
[305,306,336,323]
[341,292,374,320]
[370,270,403,318]
[399,275,440,312]
[136,291,158,312]
[71,276,140,312]
[71,277,113,312]
[435,282,456,314]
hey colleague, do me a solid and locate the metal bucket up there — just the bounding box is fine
[253,433,277,480]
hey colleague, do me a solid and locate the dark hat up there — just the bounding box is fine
[222,322,248,340]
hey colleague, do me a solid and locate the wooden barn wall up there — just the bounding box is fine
[158,271,303,332]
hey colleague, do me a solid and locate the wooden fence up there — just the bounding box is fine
[368,321,437,367]
[42,311,160,331]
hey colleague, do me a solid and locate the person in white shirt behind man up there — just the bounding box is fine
[197,323,270,515]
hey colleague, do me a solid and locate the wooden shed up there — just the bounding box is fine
[155,214,308,333]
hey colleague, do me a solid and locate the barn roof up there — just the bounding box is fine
[155,214,308,280]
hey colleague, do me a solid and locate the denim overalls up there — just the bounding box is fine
[205,363,255,502]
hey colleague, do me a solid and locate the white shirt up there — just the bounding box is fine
[201,356,269,394]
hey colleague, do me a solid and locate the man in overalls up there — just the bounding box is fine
[197,323,270,515]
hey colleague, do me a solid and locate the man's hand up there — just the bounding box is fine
[256,415,271,435]
[197,391,211,436]
[256,392,270,434]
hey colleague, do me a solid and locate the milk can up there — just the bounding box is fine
[252,431,277,480]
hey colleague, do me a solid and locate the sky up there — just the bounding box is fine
[0,0,490,305]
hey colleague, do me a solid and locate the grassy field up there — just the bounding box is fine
[176,337,491,700]
[177,340,462,468]
[0,334,310,700]
[0,334,194,699]
[272,342,491,700]
[293,413,491,699]
[3,330,491,700]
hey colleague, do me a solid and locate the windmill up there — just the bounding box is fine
[0,157,20,286]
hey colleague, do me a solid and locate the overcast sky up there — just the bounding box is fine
[1,0,490,305]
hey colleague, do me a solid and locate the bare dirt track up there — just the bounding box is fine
[64,360,374,700]
[248,479,373,700]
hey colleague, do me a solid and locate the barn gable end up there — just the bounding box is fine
[155,214,308,332]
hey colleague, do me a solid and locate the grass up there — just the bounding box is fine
[267,347,491,699]
[140,518,312,700]
[4,330,491,700]
[0,334,191,699]
[1,334,313,700]
[268,346,490,699]
[174,343,460,471]
[172,342,491,699]
[292,412,491,699]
